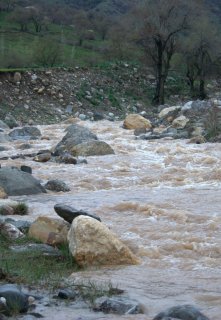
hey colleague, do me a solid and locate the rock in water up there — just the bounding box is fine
[54,203,101,223]
[0,167,46,196]
[33,152,51,162]
[123,114,152,130]
[69,140,114,157]
[9,126,41,140]
[53,123,97,156]
[44,180,70,192]
[153,304,210,320]
[93,296,142,315]
[67,216,139,267]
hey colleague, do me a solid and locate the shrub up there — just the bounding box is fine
[13,202,28,215]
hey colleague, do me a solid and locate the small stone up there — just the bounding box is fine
[0,222,25,239]
[37,87,45,94]
[33,153,51,162]
[0,187,7,199]
[44,180,70,192]
[93,296,142,315]
[79,114,87,120]
[20,165,32,174]
[57,289,77,300]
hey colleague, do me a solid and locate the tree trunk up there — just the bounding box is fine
[153,75,165,105]
[152,41,165,105]
[199,78,206,100]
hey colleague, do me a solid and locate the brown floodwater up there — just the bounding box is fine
[1,119,221,319]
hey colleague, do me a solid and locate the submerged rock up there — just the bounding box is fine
[153,304,210,320]
[93,296,142,315]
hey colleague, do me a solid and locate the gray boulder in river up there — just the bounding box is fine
[0,167,46,196]
[53,123,114,156]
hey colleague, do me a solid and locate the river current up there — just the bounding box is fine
[1,119,221,319]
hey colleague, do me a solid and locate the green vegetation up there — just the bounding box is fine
[0,234,77,288]
[0,233,123,307]
[0,0,220,104]
[12,202,28,215]
[67,280,123,306]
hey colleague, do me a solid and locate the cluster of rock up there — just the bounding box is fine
[0,280,211,319]
[0,205,210,319]
[123,99,221,143]
[0,122,115,196]
[0,201,139,267]
[0,203,141,317]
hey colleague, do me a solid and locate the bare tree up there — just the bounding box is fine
[132,0,192,105]
[183,16,220,99]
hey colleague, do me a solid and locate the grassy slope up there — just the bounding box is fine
[0,11,104,69]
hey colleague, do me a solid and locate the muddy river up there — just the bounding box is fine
[1,119,221,319]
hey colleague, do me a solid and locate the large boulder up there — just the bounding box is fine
[9,126,41,140]
[69,140,114,157]
[53,124,97,156]
[0,167,46,196]
[28,216,70,245]
[67,216,139,267]
[123,114,152,130]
